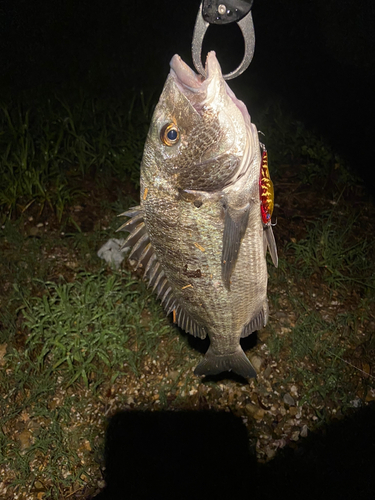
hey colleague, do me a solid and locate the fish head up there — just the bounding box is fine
[142,52,255,192]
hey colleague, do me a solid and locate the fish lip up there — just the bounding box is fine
[169,55,204,91]
[169,51,219,92]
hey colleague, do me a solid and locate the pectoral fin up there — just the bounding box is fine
[222,203,250,290]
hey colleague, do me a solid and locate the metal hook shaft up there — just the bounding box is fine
[192,2,255,80]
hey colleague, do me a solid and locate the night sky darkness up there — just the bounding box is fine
[2,0,375,191]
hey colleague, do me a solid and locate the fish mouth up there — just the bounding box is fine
[169,51,224,110]
[169,52,249,123]
[169,54,205,91]
[169,51,220,92]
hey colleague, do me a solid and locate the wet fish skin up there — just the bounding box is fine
[118,52,277,379]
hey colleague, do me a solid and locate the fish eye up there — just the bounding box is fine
[161,123,180,146]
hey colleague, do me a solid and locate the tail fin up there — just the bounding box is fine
[194,346,256,379]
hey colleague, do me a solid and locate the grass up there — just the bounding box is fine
[0,258,182,496]
[265,211,375,410]
[0,90,374,496]
[19,271,141,386]
[289,205,374,292]
[0,92,151,221]
[3,265,176,387]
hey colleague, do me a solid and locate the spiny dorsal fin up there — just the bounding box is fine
[117,206,206,340]
[117,206,142,218]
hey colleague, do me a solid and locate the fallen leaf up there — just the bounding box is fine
[0,344,7,366]
[20,410,30,423]
[18,429,33,451]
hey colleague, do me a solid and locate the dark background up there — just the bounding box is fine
[93,406,375,500]
[1,0,375,189]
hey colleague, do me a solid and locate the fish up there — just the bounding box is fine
[118,51,278,379]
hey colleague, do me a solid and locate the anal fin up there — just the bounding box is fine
[241,302,269,338]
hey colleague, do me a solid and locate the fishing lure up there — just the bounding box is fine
[259,143,274,227]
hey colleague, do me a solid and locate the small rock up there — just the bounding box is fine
[289,406,298,416]
[254,409,265,421]
[350,397,362,408]
[83,439,92,451]
[265,447,276,459]
[66,260,78,269]
[263,365,272,379]
[274,438,287,449]
[283,393,296,406]
[300,425,308,437]
[273,311,288,319]
[257,330,270,342]
[97,238,127,269]
[362,363,371,377]
[245,403,265,420]
[168,370,179,381]
[290,430,300,441]
[28,226,40,237]
[249,355,263,372]
[280,327,291,335]
[0,344,7,366]
[245,403,258,415]
[290,385,298,396]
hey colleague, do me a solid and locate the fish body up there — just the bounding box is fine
[118,52,277,379]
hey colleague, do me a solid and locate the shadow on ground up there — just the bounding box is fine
[90,403,375,500]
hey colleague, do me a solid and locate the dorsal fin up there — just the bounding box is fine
[118,207,207,340]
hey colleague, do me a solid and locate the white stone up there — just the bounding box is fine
[97,238,128,269]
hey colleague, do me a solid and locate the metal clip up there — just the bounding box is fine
[192,1,255,80]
